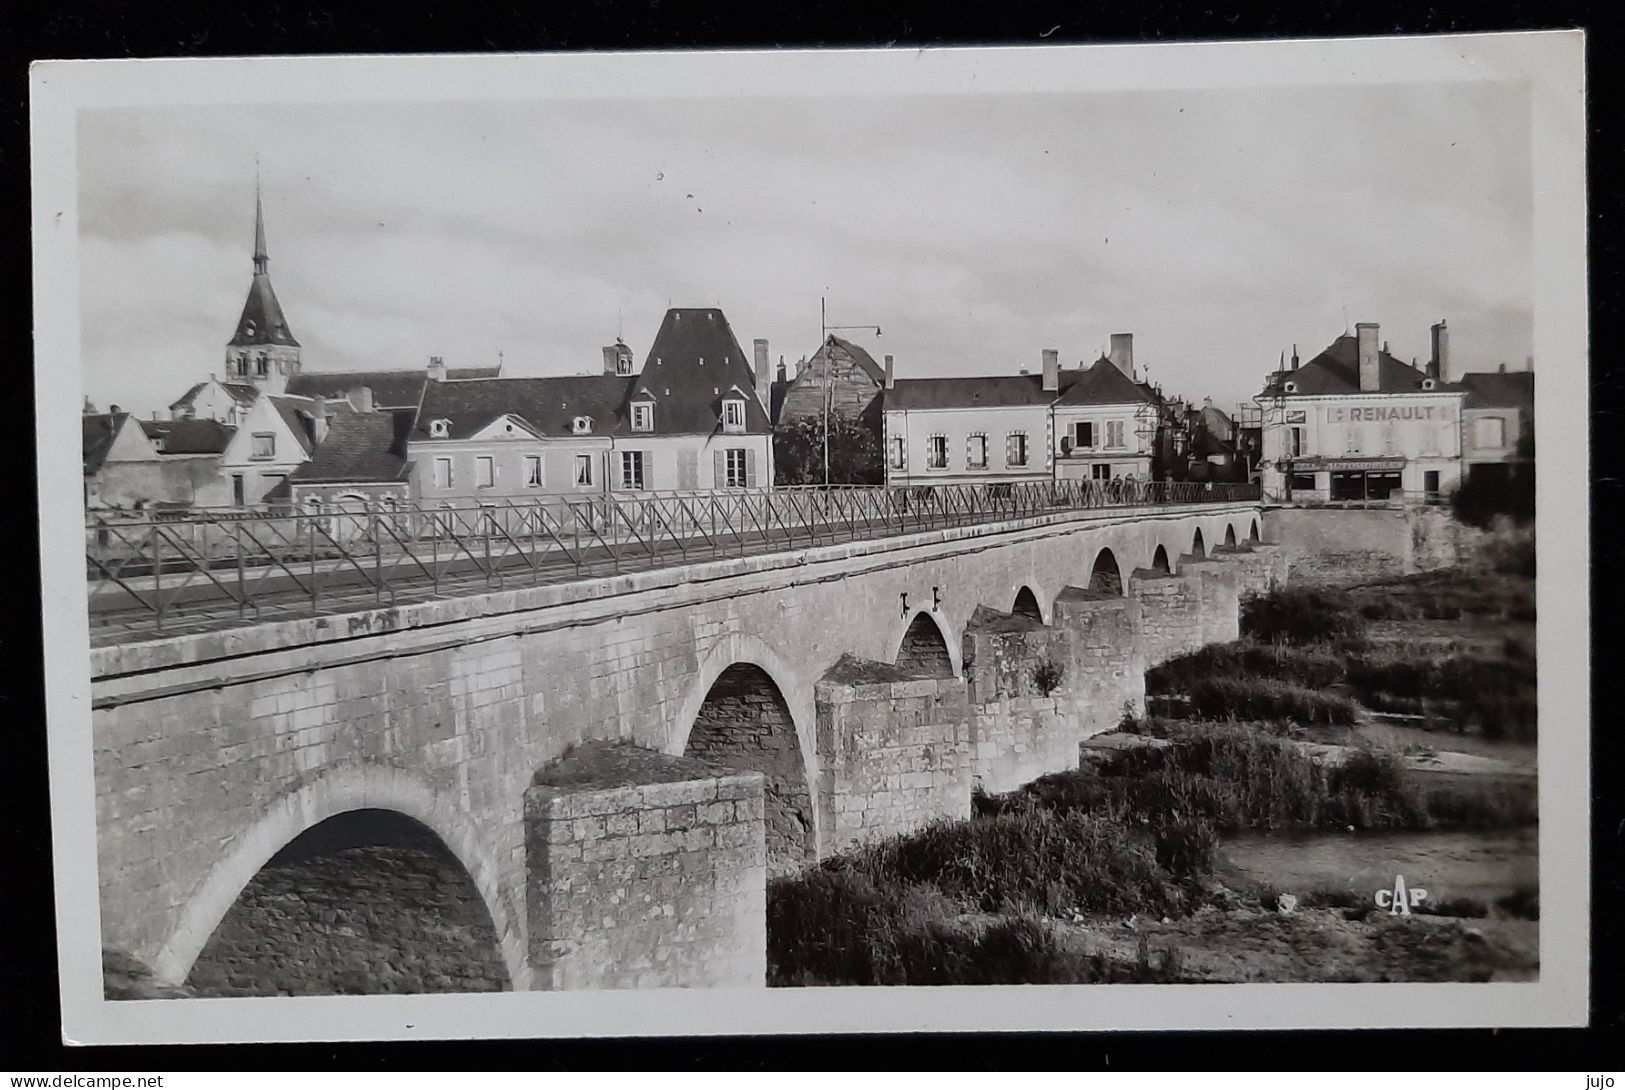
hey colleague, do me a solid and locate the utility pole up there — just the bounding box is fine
[819,295,882,488]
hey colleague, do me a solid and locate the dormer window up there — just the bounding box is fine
[572,415,593,435]
[1422,378,1437,390]
[722,397,746,434]
[631,402,654,433]
[1283,381,1298,394]
[428,419,450,438]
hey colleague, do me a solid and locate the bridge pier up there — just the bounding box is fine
[1131,568,1208,666]
[524,743,767,989]
[813,657,975,856]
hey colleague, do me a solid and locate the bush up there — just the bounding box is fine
[1241,587,1368,645]
[1418,896,1488,919]
[1032,658,1065,696]
[1184,676,1360,726]
[1146,640,1345,695]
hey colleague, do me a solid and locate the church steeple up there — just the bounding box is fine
[252,175,269,275]
[226,176,301,394]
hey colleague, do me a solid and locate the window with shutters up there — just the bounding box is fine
[1286,427,1304,459]
[620,450,646,490]
[1006,432,1028,467]
[523,454,542,487]
[434,456,453,489]
[1091,463,1112,481]
[1106,420,1125,448]
[631,402,654,432]
[967,434,988,469]
[890,437,905,470]
[927,434,949,470]
[722,398,746,433]
[724,448,748,488]
[1344,426,1362,455]
[476,455,495,488]
[1072,421,1094,449]
[573,454,593,487]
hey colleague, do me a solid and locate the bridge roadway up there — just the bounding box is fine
[86,492,1251,644]
[90,498,1277,992]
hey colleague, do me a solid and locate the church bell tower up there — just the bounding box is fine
[225,179,301,395]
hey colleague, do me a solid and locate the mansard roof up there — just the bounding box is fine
[412,375,633,441]
[1053,358,1161,408]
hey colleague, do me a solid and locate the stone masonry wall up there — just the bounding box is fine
[682,664,815,877]
[1182,556,1243,647]
[1131,571,1207,668]
[814,658,974,854]
[961,610,1085,792]
[1266,505,1488,587]
[1050,591,1143,737]
[525,744,766,990]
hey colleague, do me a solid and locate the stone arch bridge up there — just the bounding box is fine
[91,500,1281,993]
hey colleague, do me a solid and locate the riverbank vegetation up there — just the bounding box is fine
[769,547,1537,986]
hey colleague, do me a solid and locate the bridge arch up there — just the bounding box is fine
[1150,543,1172,574]
[1224,523,1237,547]
[671,635,821,870]
[1191,527,1207,558]
[1088,547,1125,595]
[1249,518,1261,542]
[153,764,525,991]
[1011,585,1045,621]
[894,609,959,678]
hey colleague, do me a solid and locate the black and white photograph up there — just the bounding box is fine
[30,33,1589,1043]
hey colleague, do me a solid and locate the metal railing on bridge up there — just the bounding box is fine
[85,479,1259,637]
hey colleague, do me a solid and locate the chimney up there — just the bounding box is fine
[754,338,771,412]
[428,356,447,382]
[602,345,620,374]
[1355,323,1380,391]
[311,395,329,444]
[1499,362,1507,374]
[1108,333,1135,380]
[884,354,895,390]
[1291,343,1299,371]
[1429,319,1449,382]
[109,404,122,415]
[83,397,96,414]
[348,385,375,413]
[777,356,787,385]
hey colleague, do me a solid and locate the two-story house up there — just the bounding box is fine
[1257,321,1466,504]
[218,393,352,506]
[408,307,776,506]
[1052,337,1162,482]
[1459,364,1534,490]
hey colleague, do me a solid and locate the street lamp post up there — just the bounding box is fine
[819,296,882,489]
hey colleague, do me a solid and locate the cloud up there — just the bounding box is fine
[76,80,1533,417]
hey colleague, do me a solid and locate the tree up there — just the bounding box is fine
[773,415,883,486]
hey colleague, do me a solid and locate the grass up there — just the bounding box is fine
[766,818,1192,986]
[1184,676,1359,726]
[1241,587,1368,645]
[1146,640,1345,694]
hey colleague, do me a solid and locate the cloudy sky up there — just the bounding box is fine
[78,79,1532,417]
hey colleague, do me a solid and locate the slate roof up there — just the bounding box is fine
[169,381,260,413]
[1459,370,1534,409]
[884,369,1087,411]
[1054,358,1161,407]
[1260,334,1464,397]
[263,395,354,457]
[287,366,504,410]
[229,272,299,348]
[620,308,772,435]
[413,375,633,440]
[83,412,131,474]
[140,418,236,454]
[291,411,413,483]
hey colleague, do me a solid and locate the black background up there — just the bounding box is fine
[2,0,1618,1071]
